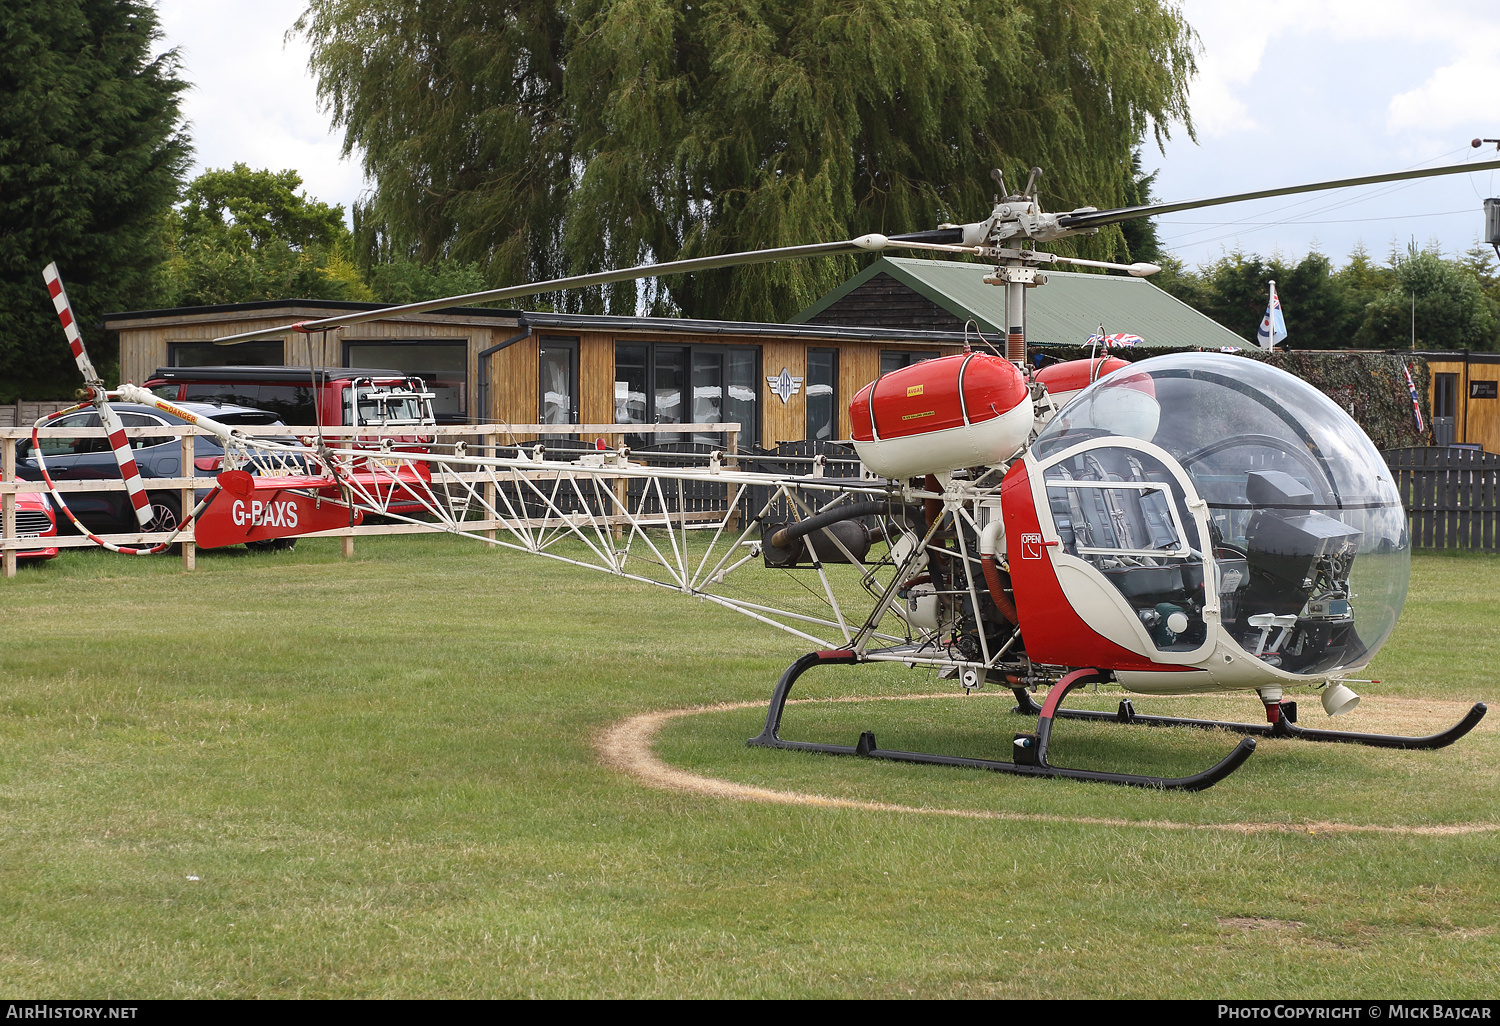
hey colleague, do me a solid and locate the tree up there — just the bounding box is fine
[162,164,371,306]
[1119,150,1163,265]
[1457,242,1500,322]
[1276,251,1356,349]
[0,0,189,401]
[1152,249,1356,348]
[1354,245,1498,350]
[1336,243,1395,313]
[366,257,486,305]
[298,0,1197,319]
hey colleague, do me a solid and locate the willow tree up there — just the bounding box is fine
[300,0,1196,319]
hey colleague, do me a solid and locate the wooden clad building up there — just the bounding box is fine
[107,300,515,427]
[1422,351,1500,452]
[104,301,967,445]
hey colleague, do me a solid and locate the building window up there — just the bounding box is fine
[343,340,468,422]
[539,336,579,424]
[169,340,284,367]
[615,342,759,448]
[880,350,936,375]
[1434,373,1458,419]
[806,348,838,441]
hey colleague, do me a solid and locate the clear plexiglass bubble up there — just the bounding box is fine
[1034,353,1408,674]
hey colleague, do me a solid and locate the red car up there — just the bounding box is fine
[12,491,59,561]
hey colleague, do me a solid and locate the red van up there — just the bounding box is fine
[144,366,438,515]
[144,366,435,439]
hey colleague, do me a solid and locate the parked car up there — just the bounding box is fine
[12,491,59,561]
[14,401,283,538]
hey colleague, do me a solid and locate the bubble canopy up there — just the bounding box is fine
[1033,353,1409,675]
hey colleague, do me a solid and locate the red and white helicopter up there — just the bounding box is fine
[37,158,1498,789]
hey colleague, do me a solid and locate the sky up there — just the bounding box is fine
[154,0,1500,273]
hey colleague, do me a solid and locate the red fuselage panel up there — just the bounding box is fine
[1000,460,1186,672]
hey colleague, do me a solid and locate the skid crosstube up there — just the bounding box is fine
[747,653,1256,791]
[1009,688,1488,751]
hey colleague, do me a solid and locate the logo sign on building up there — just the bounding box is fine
[767,368,804,404]
[1470,380,1498,399]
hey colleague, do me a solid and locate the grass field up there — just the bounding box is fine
[1,538,1497,998]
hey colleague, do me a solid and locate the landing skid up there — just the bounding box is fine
[1009,688,1488,750]
[746,653,1257,791]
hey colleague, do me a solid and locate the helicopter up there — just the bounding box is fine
[33,156,1499,790]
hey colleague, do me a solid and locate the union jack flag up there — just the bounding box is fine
[1403,362,1425,434]
[1086,332,1144,348]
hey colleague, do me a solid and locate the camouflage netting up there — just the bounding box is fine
[1031,345,1431,451]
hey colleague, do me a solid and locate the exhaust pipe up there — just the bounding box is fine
[768,500,885,550]
[978,516,1018,625]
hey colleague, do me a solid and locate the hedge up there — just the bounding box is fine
[1031,345,1431,451]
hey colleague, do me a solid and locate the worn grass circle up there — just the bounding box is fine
[598,690,1499,835]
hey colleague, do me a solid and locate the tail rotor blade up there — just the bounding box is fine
[41,263,154,528]
[42,262,102,388]
[95,401,156,529]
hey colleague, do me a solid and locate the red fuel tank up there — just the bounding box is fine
[849,352,1031,479]
[1034,356,1133,408]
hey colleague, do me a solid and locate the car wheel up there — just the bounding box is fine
[143,494,182,534]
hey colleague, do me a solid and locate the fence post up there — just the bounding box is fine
[179,431,195,571]
[611,431,627,542]
[2,436,15,579]
[726,425,740,531]
[483,430,497,541]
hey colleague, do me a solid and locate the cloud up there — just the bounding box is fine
[1176,0,1500,142]
[1174,2,1285,137]
[1387,49,1500,133]
[154,0,365,217]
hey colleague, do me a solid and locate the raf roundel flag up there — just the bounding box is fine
[1257,281,1288,350]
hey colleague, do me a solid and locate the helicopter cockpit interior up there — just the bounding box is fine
[1032,354,1409,676]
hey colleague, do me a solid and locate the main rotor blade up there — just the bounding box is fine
[1056,158,1500,231]
[213,237,887,345]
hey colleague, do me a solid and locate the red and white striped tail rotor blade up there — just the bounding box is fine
[42,262,101,387]
[97,401,155,528]
[42,263,154,528]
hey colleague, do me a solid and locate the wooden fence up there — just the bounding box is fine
[0,401,72,428]
[14,422,1491,574]
[1,422,739,578]
[1383,447,1500,552]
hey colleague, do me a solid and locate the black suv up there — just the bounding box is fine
[15,402,282,535]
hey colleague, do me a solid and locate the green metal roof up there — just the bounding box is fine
[794,256,1254,349]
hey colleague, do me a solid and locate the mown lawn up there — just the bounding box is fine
[0,539,1495,998]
